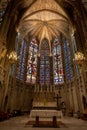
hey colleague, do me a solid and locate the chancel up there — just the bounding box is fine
[0,0,87,129]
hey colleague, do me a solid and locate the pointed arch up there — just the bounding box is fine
[40,38,50,85]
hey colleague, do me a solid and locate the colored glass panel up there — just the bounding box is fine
[40,39,50,85]
[53,38,64,85]
[16,39,27,80]
[26,38,38,84]
[62,36,73,81]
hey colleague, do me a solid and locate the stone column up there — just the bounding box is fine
[71,81,79,113]
[37,84,39,92]
[78,73,86,112]
[47,85,49,92]
[50,54,53,89]
[0,64,6,110]
[50,85,52,92]
[34,84,37,92]
[1,58,11,111]
[65,84,70,114]
[40,85,42,92]
[76,76,84,112]
[68,83,73,110]
[36,56,40,91]
[53,85,55,92]
[80,66,87,100]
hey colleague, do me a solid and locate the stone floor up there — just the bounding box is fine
[0,115,87,130]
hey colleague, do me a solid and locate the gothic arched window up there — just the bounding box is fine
[53,38,64,85]
[40,38,50,85]
[62,36,73,81]
[26,38,38,84]
[16,39,27,80]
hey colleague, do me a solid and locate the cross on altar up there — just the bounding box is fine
[54,94,61,110]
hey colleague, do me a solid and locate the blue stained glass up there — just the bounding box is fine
[40,39,50,85]
[16,39,27,80]
[53,38,64,85]
[62,35,73,81]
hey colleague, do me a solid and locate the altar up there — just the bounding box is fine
[30,92,63,120]
[30,109,63,118]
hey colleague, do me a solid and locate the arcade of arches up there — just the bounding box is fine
[0,0,87,116]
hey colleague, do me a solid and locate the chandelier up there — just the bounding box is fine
[7,51,18,64]
[74,51,85,66]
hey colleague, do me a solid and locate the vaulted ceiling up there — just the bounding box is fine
[0,0,87,42]
[18,0,72,41]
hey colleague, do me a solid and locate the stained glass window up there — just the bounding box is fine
[62,35,73,81]
[26,38,38,84]
[53,38,64,85]
[16,39,27,80]
[40,39,50,85]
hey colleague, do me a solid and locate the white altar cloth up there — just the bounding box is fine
[30,109,63,118]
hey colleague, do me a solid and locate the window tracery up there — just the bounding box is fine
[53,38,64,85]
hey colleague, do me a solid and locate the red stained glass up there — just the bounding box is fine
[53,38,64,85]
[26,38,38,84]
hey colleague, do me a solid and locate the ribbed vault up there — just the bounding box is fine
[17,0,72,41]
[1,0,86,45]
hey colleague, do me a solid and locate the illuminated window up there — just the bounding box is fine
[26,38,38,84]
[53,38,64,85]
[16,39,27,80]
[40,38,50,85]
[62,36,73,81]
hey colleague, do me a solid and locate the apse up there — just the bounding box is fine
[13,32,74,87]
